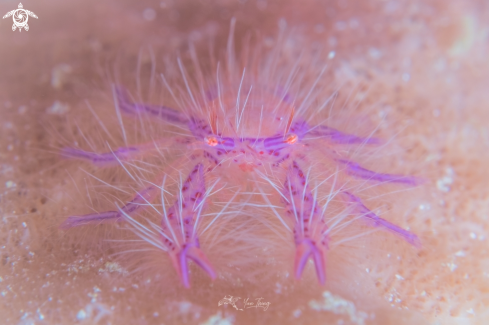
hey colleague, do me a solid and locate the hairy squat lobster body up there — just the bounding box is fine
[60,77,420,287]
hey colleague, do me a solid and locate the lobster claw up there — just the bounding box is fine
[170,244,216,288]
[294,239,326,285]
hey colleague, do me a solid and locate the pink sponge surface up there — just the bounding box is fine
[0,0,488,324]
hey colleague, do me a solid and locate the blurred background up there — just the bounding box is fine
[1,0,489,324]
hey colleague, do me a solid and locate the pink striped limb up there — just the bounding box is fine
[281,161,329,284]
[295,239,326,285]
[309,125,381,145]
[60,184,159,229]
[169,243,216,289]
[341,191,421,247]
[160,163,216,288]
[61,139,173,167]
[337,159,419,186]
[114,86,189,125]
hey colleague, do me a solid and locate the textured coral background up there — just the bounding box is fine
[1,0,488,324]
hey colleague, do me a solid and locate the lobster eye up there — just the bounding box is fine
[284,133,298,144]
[205,136,218,147]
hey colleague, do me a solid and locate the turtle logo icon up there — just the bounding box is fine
[3,3,38,32]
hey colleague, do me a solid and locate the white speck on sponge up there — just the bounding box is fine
[309,291,368,325]
[51,64,72,89]
[76,309,87,320]
[46,101,70,115]
[200,312,234,325]
[437,167,454,192]
[293,309,302,318]
[143,8,156,21]
[5,181,16,189]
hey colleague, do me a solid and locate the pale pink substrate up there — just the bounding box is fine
[1,0,489,324]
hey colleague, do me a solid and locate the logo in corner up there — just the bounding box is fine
[3,3,38,32]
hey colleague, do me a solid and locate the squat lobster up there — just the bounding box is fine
[60,83,420,287]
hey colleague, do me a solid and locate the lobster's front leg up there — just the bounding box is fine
[168,241,216,288]
[341,191,421,247]
[114,86,189,125]
[60,184,159,229]
[161,163,216,288]
[280,161,329,285]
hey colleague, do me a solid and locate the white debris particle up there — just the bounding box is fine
[179,301,192,314]
[446,262,458,272]
[143,8,156,21]
[470,232,477,239]
[449,15,477,56]
[167,300,201,320]
[46,101,70,115]
[395,274,404,280]
[275,282,282,294]
[51,64,72,89]
[278,18,287,30]
[200,312,234,325]
[309,291,368,325]
[1,164,13,175]
[5,181,16,189]
[293,308,302,318]
[76,303,111,323]
[98,261,128,276]
[466,308,475,315]
[76,309,87,320]
[328,51,336,59]
[437,167,454,192]
[368,47,382,59]
[455,250,466,257]
[18,105,27,114]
